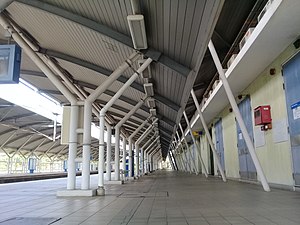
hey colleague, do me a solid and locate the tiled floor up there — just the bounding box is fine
[0,170,299,225]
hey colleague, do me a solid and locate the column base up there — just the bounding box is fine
[57,189,96,197]
[97,186,105,196]
[104,180,124,185]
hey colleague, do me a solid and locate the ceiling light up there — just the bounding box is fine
[144,83,154,96]
[127,15,148,49]
[147,98,155,108]
[138,59,151,78]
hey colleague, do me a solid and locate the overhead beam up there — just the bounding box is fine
[39,86,177,128]
[159,127,172,140]
[2,112,36,122]
[161,138,170,145]
[40,49,180,111]
[157,114,176,128]
[160,134,171,143]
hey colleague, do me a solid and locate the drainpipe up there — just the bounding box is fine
[191,89,226,182]
[114,98,146,181]
[98,58,153,194]
[0,15,80,190]
[82,52,140,190]
[106,124,112,181]
[182,112,208,177]
[134,118,158,177]
[208,40,270,192]
[128,115,152,177]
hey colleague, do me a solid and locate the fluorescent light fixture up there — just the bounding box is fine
[150,108,157,116]
[138,59,151,78]
[147,98,155,108]
[144,83,154,96]
[127,15,148,49]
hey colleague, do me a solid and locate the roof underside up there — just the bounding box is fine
[0,0,264,159]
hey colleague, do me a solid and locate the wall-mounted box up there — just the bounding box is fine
[0,44,21,84]
[254,105,272,125]
[257,0,274,23]
[227,54,237,69]
[239,27,255,50]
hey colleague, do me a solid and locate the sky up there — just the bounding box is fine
[0,79,115,141]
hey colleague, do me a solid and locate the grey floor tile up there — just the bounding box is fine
[0,172,299,225]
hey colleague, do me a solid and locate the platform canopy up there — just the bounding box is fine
[0,0,265,159]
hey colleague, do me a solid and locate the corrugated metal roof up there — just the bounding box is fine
[0,0,225,157]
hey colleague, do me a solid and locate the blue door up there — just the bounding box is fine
[214,119,225,174]
[236,97,257,180]
[283,53,300,185]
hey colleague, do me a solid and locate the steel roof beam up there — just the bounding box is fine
[40,49,180,111]
[39,86,176,128]
[22,70,177,127]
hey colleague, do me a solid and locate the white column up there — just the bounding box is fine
[106,125,112,181]
[67,105,78,189]
[128,139,133,178]
[208,40,270,192]
[97,113,105,195]
[114,127,120,181]
[145,153,148,173]
[135,142,140,177]
[122,136,126,174]
[149,155,153,172]
[140,148,144,174]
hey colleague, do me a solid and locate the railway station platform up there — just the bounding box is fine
[0,170,299,225]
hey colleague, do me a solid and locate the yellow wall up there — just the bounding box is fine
[199,134,210,174]
[219,107,240,179]
[217,44,299,186]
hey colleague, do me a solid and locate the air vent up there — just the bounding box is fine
[239,27,255,50]
[144,83,154,96]
[257,0,274,23]
[212,80,220,89]
[227,54,238,69]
